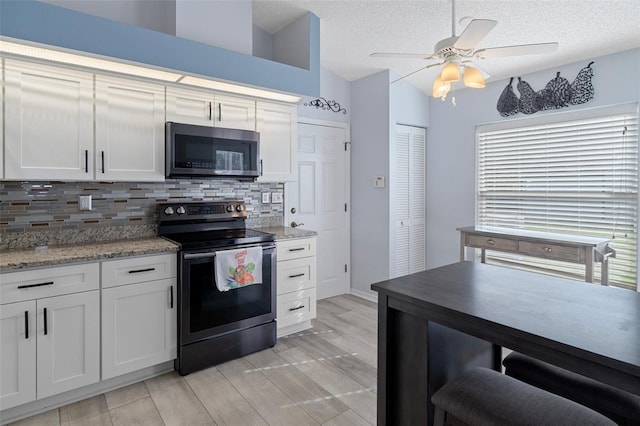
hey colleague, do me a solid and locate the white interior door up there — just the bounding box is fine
[285,120,350,299]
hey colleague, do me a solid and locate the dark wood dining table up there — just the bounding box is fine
[371,261,640,426]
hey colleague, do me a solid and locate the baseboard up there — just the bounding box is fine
[0,362,174,425]
[349,288,378,303]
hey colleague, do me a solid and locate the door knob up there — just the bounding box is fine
[290,221,304,228]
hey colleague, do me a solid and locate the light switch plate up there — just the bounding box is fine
[271,192,283,203]
[262,192,270,203]
[78,195,92,211]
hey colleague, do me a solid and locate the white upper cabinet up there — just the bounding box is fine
[256,101,297,182]
[95,76,165,182]
[166,86,255,131]
[3,59,94,180]
[215,94,256,131]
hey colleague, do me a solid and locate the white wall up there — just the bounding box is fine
[273,14,311,70]
[351,71,392,295]
[298,68,351,124]
[426,48,640,269]
[253,24,273,61]
[175,0,252,55]
[41,0,176,34]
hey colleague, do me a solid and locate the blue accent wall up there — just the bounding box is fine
[0,0,320,97]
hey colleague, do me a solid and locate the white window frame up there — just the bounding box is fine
[475,103,639,291]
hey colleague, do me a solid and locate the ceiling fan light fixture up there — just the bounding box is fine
[440,62,460,82]
[463,66,486,88]
[432,76,451,98]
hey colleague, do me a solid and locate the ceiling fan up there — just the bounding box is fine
[371,0,559,100]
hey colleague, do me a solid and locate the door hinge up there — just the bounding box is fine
[345,264,348,273]
[344,141,351,151]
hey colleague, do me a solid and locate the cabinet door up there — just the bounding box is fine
[166,86,215,126]
[4,59,94,180]
[95,76,165,181]
[215,95,256,131]
[256,102,297,182]
[0,301,36,410]
[101,279,177,380]
[37,291,100,399]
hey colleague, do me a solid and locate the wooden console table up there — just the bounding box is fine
[457,226,615,285]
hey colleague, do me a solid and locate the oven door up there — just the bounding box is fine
[179,243,276,345]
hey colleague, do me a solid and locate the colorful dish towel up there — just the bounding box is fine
[214,246,263,292]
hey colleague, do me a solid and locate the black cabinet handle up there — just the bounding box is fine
[289,305,305,312]
[288,273,305,279]
[101,151,105,174]
[43,307,48,335]
[85,150,89,173]
[260,159,263,176]
[17,281,54,289]
[128,268,155,274]
[170,286,174,309]
[218,103,222,121]
[208,102,212,121]
[288,248,305,252]
[25,311,29,340]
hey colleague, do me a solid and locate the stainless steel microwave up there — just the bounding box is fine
[166,122,260,179]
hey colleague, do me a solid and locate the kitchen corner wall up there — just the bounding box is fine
[0,179,284,250]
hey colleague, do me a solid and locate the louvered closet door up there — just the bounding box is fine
[392,125,426,277]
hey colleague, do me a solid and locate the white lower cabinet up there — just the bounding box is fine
[101,254,177,380]
[276,237,317,336]
[0,263,100,411]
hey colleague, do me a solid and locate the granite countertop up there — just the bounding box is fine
[0,238,179,272]
[254,226,317,240]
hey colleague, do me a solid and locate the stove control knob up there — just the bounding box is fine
[226,205,234,213]
[176,206,186,215]
[236,204,244,212]
[164,207,174,216]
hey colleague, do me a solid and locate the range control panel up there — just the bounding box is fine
[158,201,246,222]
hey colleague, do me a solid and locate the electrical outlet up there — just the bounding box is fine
[374,176,385,188]
[262,192,270,204]
[78,195,92,211]
[271,192,283,203]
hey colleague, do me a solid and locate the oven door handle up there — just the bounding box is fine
[183,244,276,260]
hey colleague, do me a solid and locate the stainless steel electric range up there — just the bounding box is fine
[158,200,276,375]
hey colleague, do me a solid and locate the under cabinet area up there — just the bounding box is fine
[166,86,256,130]
[276,237,317,336]
[101,254,177,380]
[0,263,101,410]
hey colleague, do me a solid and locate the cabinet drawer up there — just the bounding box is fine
[276,238,316,262]
[102,253,177,288]
[277,288,316,329]
[518,241,582,262]
[1,263,100,304]
[277,257,316,295]
[466,235,517,251]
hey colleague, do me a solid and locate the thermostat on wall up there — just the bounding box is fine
[374,176,385,188]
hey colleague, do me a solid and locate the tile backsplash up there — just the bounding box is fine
[0,179,284,250]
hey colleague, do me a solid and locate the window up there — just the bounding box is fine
[476,104,639,291]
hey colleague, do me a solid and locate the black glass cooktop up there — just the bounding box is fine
[162,228,275,251]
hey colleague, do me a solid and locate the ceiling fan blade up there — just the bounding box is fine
[453,19,497,51]
[391,62,443,84]
[370,52,438,60]
[474,42,559,59]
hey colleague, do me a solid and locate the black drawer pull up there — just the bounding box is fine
[128,268,155,274]
[85,149,89,173]
[44,307,48,335]
[288,248,305,252]
[25,311,29,340]
[289,305,305,312]
[17,281,54,289]
[170,286,174,309]
[288,273,305,279]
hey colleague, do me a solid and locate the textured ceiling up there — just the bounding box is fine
[253,0,640,95]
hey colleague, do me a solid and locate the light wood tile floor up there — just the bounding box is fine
[8,295,378,426]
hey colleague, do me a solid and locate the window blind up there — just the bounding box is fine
[477,105,639,290]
